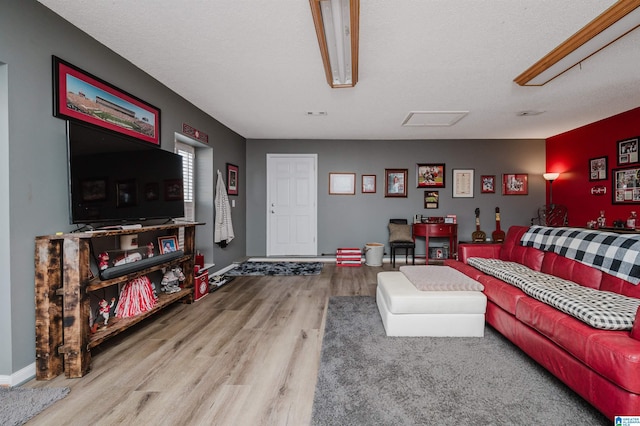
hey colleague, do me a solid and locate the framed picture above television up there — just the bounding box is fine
[53,55,160,145]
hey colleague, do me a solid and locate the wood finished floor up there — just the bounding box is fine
[24,262,392,425]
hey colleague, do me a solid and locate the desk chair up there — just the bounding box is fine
[388,219,415,268]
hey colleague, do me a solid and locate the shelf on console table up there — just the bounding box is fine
[34,222,202,380]
[88,288,191,349]
[86,254,191,292]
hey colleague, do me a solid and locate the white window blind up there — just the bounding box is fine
[175,142,195,249]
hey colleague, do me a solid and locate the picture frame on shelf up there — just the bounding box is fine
[416,163,445,188]
[480,175,495,193]
[226,163,239,196]
[158,236,179,254]
[52,56,160,145]
[329,172,356,195]
[612,166,640,204]
[424,190,439,209]
[502,173,528,195]
[361,174,376,193]
[384,169,408,197]
[589,156,608,181]
[452,169,474,198]
[617,137,639,166]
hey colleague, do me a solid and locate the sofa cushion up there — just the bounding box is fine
[515,296,594,363]
[515,296,640,393]
[468,257,640,330]
[478,275,526,315]
[541,252,603,290]
[587,333,640,393]
[444,259,488,281]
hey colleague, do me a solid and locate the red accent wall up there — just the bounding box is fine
[546,106,640,227]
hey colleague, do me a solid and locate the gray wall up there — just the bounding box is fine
[246,139,545,256]
[0,0,245,379]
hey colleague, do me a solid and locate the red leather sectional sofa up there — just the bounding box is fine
[444,225,640,420]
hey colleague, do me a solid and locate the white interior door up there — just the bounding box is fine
[267,154,317,256]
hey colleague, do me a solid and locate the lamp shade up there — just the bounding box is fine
[543,172,560,181]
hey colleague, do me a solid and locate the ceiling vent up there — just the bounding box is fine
[401,111,468,127]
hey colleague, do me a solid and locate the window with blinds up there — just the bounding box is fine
[175,142,195,249]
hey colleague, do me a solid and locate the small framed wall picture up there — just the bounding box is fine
[226,163,239,196]
[589,156,608,181]
[416,163,445,188]
[480,175,496,194]
[502,173,528,195]
[480,175,495,193]
[424,190,439,209]
[617,137,639,166]
[385,169,408,197]
[329,172,356,195]
[452,169,474,198]
[361,174,376,193]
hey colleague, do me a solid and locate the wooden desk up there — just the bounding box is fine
[413,223,458,259]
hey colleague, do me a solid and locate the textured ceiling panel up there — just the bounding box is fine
[37,0,640,140]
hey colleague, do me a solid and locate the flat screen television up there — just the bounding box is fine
[67,121,184,225]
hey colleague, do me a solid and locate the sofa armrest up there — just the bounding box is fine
[631,308,640,341]
[458,243,502,264]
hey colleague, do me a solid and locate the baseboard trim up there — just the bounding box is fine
[0,362,36,387]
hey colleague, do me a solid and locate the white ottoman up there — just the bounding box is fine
[376,266,487,337]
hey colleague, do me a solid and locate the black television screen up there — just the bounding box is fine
[67,121,184,225]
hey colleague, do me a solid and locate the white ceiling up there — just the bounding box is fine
[37,0,640,140]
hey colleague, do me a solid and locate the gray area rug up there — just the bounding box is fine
[225,261,323,276]
[312,296,609,426]
[0,387,69,425]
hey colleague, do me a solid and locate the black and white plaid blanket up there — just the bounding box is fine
[468,257,640,330]
[520,225,640,285]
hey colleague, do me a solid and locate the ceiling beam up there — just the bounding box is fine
[515,0,640,86]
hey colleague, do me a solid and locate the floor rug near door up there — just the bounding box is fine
[225,261,323,276]
[0,387,70,425]
[311,296,609,426]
